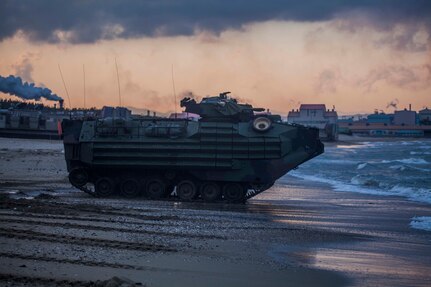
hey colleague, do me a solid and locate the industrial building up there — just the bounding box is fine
[419,108,431,125]
[337,105,431,137]
[394,108,417,126]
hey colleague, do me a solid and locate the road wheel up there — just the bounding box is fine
[146,178,167,199]
[69,168,88,187]
[95,177,115,197]
[120,177,141,198]
[200,182,222,202]
[223,183,246,203]
[177,180,197,201]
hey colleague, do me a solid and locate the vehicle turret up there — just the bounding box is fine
[180,92,264,122]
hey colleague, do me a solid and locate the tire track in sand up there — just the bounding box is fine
[0,227,176,252]
[0,217,225,240]
[0,252,181,272]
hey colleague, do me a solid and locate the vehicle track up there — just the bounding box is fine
[0,200,179,221]
[0,195,154,213]
[0,211,292,231]
[0,211,167,227]
[0,273,95,287]
[0,273,144,286]
[0,252,170,272]
[0,200,221,224]
[0,217,225,240]
[0,227,176,252]
[0,197,219,223]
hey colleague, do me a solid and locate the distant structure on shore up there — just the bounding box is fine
[0,100,69,139]
[419,108,431,125]
[338,105,431,137]
[0,99,135,139]
[101,106,132,119]
[287,104,338,141]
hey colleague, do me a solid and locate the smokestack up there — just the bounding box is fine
[0,75,63,102]
[59,99,64,110]
[147,110,150,116]
[153,112,156,117]
[409,104,411,111]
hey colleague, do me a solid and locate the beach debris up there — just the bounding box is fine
[94,276,144,287]
[35,193,56,200]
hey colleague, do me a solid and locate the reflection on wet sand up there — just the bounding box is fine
[254,181,431,287]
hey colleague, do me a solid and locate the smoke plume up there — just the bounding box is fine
[179,90,201,102]
[0,75,63,102]
[386,98,399,109]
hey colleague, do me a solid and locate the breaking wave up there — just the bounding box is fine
[381,158,429,165]
[389,164,406,171]
[313,159,358,164]
[287,140,431,206]
[410,216,431,232]
[389,185,431,204]
[388,164,430,172]
[289,171,431,204]
[289,172,391,196]
[410,151,431,155]
[357,163,368,170]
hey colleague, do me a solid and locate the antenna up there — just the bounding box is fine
[171,64,177,118]
[83,64,86,109]
[58,64,71,109]
[115,57,122,107]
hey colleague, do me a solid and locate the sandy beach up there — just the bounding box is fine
[0,137,431,286]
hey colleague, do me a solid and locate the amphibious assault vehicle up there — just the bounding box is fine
[62,92,323,203]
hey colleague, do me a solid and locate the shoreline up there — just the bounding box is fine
[326,134,431,146]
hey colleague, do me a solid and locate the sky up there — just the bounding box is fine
[0,0,430,115]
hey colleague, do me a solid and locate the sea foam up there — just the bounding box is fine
[289,172,390,196]
[289,172,431,204]
[357,163,368,170]
[410,151,431,155]
[381,158,429,165]
[313,159,358,164]
[389,164,406,171]
[389,185,431,204]
[410,216,431,232]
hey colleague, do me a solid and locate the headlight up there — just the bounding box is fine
[253,117,271,132]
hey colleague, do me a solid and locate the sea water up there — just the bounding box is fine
[286,139,431,231]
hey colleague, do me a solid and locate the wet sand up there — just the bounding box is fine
[0,137,430,286]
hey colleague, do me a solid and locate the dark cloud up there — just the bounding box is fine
[358,65,431,91]
[309,6,431,53]
[373,23,429,52]
[0,0,430,44]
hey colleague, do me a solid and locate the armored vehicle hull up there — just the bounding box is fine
[62,94,323,203]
